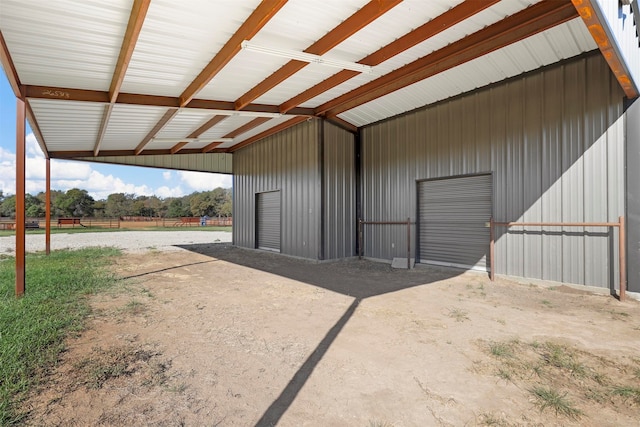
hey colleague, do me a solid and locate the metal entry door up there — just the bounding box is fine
[418,174,492,271]
[257,191,281,252]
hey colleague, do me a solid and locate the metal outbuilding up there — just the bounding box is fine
[1,0,639,298]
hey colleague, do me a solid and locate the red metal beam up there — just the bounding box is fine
[279,0,500,113]
[24,85,314,116]
[223,117,271,139]
[15,98,26,297]
[188,115,229,139]
[316,1,578,117]
[170,141,189,154]
[134,108,179,155]
[201,141,222,153]
[94,103,114,156]
[110,0,150,103]
[179,0,288,106]
[0,30,23,98]
[235,0,402,110]
[228,116,308,152]
[25,100,48,158]
[46,158,51,255]
[571,0,639,98]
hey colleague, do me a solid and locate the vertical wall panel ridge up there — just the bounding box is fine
[233,120,320,259]
[323,121,356,260]
[361,53,625,289]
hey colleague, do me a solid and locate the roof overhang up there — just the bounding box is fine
[1,0,637,173]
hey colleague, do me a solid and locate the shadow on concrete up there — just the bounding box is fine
[174,243,462,426]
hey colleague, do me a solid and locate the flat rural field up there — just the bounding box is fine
[16,237,640,426]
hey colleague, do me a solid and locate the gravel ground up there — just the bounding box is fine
[0,230,232,254]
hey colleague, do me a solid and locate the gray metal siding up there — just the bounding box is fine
[257,191,281,252]
[362,52,625,289]
[627,98,640,293]
[75,153,232,173]
[233,119,321,259]
[323,121,356,259]
[418,174,492,271]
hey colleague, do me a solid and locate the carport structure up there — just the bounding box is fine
[1,0,639,297]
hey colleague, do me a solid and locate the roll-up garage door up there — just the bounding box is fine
[257,191,281,252]
[418,174,492,271]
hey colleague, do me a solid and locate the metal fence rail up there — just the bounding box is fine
[490,216,627,301]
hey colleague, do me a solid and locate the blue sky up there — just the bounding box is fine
[0,72,232,200]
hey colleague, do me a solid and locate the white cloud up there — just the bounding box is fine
[177,170,232,192]
[0,133,233,200]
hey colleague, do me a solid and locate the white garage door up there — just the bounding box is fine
[418,174,492,271]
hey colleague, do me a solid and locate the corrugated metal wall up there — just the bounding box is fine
[361,52,626,289]
[323,121,356,259]
[627,98,640,293]
[233,119,321,259]
[75,153,232,174]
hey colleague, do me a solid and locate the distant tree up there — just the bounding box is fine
[143,196,163,217]
[166,198,190,217]
[0,195,16,218]
[104,193,133,218]
[25,194,45,218]
[55,188,95,217]
[93,200,106,218]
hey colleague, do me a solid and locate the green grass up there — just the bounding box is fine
[611,386,640,404]
[529,386,583,419]
[0,247,121,425]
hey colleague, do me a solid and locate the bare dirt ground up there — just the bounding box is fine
[22,244,640,426]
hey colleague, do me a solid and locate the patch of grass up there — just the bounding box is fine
[611,386,640,404]
[120,299,147,316]
[0,247,121,425]
[496,367,513,382]
[541,343,586,377]
[529,386,583,419]
[488,341,515,358]
[541,300,552,307]
[368,421,394,427]
[478,412,510,426]
[75,346,157,389]
[448,307,469,322]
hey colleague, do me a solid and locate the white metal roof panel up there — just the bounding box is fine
[339,17,598,127]
[0,0,130,91]
[252,0,460,105]
[154,109,217,140]
[28,99,105,151]
[101,104,170,150]
[219,115,295,149]
[196,0,369,102]
[298,0,541,109]
[119,0,261,97]
[197,114,262,141]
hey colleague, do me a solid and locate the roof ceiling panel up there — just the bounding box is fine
[0,0,130,90]
[220,115,295,149]
[339,17,596,127]
[1,0,623,159]
[28,99,105,151]
[198,115,259,141]
[119,0,261,97]
[101,104,170,150]
[297,0,541,109]
[154,110,218,140]
[196,0,369,101]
